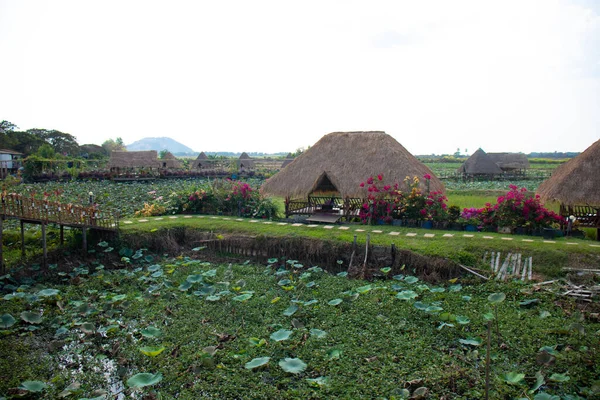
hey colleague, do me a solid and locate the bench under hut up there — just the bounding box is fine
[456,148,503,178]
[537,138,600,240]
[261,131,444,222]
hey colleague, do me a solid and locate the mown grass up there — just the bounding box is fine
[119,216,600,278]
[1,251,598,399]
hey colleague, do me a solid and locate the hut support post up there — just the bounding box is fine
[60,225,64,245]
[0,216,3,274]
[20,220,25,257]
[82,226,87,252]
[42,222,47,268]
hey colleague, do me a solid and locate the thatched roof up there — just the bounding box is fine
[457,149,503,175]
[261,131,444,198]
[488,152,529,171]
[238,152,255,168]
[191,152,209,169]
[537,139,600,206]
[281,153,294,168]
[160,152,182,169]
[109,150,159,169]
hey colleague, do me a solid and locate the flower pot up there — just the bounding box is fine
[498,226,513,234]
[422,220,433,229]
[392,219,403,226]
[465,224,477,232]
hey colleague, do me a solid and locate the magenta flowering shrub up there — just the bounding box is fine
[461,185,561,229]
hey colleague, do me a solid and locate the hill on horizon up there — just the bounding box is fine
[126,137,195,153]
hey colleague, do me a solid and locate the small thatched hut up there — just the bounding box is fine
[191,152,209,169]
[238,152,255,169]
[537,139,600,236]
[262,131,443,219]
[457,149,503,176]
[281,153,294,168]
[488,153,529,173]
[108,151,159,171]
[160,151,182,169]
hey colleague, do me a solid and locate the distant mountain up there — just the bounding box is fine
[126,137,195,153]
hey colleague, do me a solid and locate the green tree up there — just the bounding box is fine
[36,143,56,158]
[27,128,79,156]
[0,120,18,149]
[102,137,126,153]
[159,149,169,159]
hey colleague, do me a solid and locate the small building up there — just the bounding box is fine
[108,150,160,173]
[537,139,600,239]
[281,153,294,169]
[160,151,182,169]
[456,149,503,177]
[488,153,529,174]
[238,152,255,170]
[0,149,23,178]
[191,152,209,169]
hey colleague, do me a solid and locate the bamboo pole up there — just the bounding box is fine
[495,252,501,273]
[42,222,47,269]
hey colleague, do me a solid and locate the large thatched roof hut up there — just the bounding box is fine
[160,152,182,169]
[537,139,600,206]
[488,153,529,172]
[281,153,294,169]
[108,151,159,169]
[457,149,503,176]
[191,152,209,169]
[238,152,255,169]
[262,131,443,199]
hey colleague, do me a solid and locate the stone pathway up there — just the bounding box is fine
[118,215,600,248]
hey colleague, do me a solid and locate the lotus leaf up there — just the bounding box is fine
[245,357,270,370]
[310,328,327,339]
[20,311,43,324]
[533,394,560,400]
[279,358,307,374]
[126,372,163,388]
[336,272,348,277]
[396,290,418,300]
[187,274,203,283]
[270,329,293,341]
[202,269,217,277]
[178,281,192,291]
[0,313,16,329]
[140,326,162,338]
[459,337,482,346]
[283,304,299,316]
[504,372,525,384]
[548,373,570,382]
[380,267,391,274]
[326,348,341,360]
[455,316,470,325]
[356,284,372,294]
[328,299,342,306]
[488,292,506,304]
[306,376,330,387]
[232,293,253,302]
[404,276,419,284]
[140,346,166,356]
[19,380,47,392]
[37,288,60,297]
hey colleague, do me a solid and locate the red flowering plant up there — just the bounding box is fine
[402,176,427,220]
[358,173,402,224]
[421,190,449,222]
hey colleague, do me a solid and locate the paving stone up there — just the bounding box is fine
[184,216,192,219]
[442,234,454,237]
[123,221,133,224]
[249,220,259,223]
[372,230,383,233]
[277,222,288,226]
[566,242,579,245]
[307,224,319,228]
[154,218,163,221]
[222,217,231,220]
[210,216,219,219]
[406,233,417,237]
[389,232,400,236]
[263,221,273,224]
[323,225,334,229]
[482,236,494,239]
[292,223,303,227]
[501,237,513,241]
[235,218,244,221]
[543,240,556,244]
[522,239,534,242]
[589,244,600,248]
[355,229,365,232]
[169,216,178,219]
[463,234,474,238]
[338,226,349,230]
[138,219,148,222]
[424,233,435,238]
[197,215,205,218]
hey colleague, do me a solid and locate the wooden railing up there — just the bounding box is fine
[285,196,364,219]
[0,193,118,231]
[560,204,600,228]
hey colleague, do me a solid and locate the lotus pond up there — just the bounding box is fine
[1,244,598,399]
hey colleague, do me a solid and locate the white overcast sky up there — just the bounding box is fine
[1,0,599,155]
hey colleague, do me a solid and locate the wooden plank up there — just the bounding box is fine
[306,213,342,223]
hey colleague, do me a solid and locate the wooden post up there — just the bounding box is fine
[42,222,47,268]
[82,226,87,252]
[20,220,25,257]
[391,243,396,266]
[60,225,64,245]
[0,216,3,274]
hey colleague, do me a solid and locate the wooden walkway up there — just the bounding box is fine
[0,193,119,272]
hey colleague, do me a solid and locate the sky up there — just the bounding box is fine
[1,0,599,155]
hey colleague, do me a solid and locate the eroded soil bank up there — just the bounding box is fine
[122,227,464,282]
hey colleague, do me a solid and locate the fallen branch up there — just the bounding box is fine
[459,264,490,280]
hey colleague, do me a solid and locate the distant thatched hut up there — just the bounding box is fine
[457,149,503,177]
[488,153,529,174]
[281,153,294,168]
[238,152,255,170]
[160,152,182,169]
[537,139,600,237]
[261,131,443,220]
[108,150,159,172]
[191,152,209,169]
